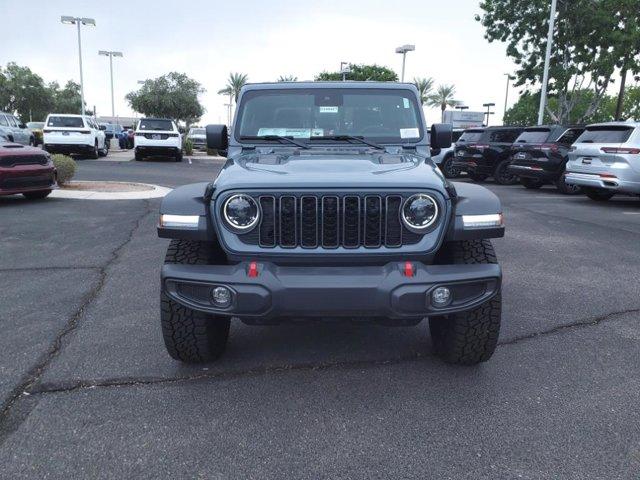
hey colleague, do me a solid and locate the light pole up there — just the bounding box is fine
[99,50,123,117]
[503,73,515,119]
[61,16,96,116]
[538,0,557,125]
[483,102,495,126]
[395,44,415,82]
[340,62,351,81]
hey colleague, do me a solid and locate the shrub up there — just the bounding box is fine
[183,138,194,156]
[34,130,43,145]
[52,154,76,186]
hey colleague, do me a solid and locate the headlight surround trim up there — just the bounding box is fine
[401,193,439,233]
[222,193,261,233]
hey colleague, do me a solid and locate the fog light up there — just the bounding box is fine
[211,286,232,308]
[431,286,452,307]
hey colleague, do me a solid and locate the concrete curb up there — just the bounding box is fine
[50,181,172,200]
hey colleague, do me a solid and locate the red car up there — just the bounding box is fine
[0,141,56,199]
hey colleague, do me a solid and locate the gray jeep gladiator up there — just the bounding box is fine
[157,82,504,365]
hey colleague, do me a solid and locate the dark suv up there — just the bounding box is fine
[157,82,505,366]
[508,125,584,193]
[454,126,524,184]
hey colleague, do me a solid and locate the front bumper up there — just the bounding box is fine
[0,165,56,195]
[162,261,501,321]
[565,172,640,194]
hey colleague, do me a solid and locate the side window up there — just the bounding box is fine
[557,128,583,145]
[505,130,521,143]
[0,115,8,127]
[7,115,18,127]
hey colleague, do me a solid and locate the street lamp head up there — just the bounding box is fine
[112,51,123,57]
[60,15,76,24]
[80,18,96,26]
[483,103,496,107]
[99,50,123,57]
[395,44,416,54]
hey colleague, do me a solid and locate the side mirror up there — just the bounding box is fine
[430,123,452,149]
[99,125,107,131]
[19,123,27,129]
[206,124,229,151]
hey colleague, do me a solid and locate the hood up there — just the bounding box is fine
[0,141,45,156]
[213,150,448,192]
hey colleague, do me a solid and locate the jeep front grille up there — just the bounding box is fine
[245,194,422,249]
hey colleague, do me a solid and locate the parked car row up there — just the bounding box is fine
[0,111,36,146]
[442,121,640,202]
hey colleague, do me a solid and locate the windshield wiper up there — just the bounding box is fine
[311,135,384,150]
[241,135,309,149]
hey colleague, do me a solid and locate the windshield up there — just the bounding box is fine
[139,119,174,131]
[515,129,551,143]
[575,126,634,144]
[47,116,84,128]
[235,88,423,144]
[27,122,44,129]
[457,130,483,142]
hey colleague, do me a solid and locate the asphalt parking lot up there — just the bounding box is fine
[1,156,640,479]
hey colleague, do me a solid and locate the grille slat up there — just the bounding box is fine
[250,193,424,249]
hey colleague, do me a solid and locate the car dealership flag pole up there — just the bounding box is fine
[537,0,557,125]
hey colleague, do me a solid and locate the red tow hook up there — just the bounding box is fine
[403,261,415,277]
[247,261,259,278]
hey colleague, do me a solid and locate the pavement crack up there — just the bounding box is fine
[0,199,154,444]
[498,307,640,346]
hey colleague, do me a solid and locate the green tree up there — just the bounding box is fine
[413,77,434,105]
[277,75,298,82]
[476,0,640,124]
[218,72,249,103]
[315,64,398,82]
[0,63,54,121]
[503,89,621,126]
[49,80,90,115]
[427,84,458,121]
[126,72,205,125]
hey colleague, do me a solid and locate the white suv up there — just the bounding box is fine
[43,114,108,158]
[565,122,640,201]
[134,118,182,162]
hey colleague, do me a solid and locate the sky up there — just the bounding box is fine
[2,0,522,126]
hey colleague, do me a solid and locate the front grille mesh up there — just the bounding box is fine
[242,193,424,249]
[0,155,49,168]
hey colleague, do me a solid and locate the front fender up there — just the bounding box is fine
[157,182,215,241]
[446,182,505,241]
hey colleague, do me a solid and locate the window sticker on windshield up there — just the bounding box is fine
[258,128,321,139]
[402,98,410,109]
[319,106,339,113]
[400,128,419,139]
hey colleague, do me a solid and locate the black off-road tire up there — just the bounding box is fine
[430,239,501,365]
[494,159,519,185]
[469,173,488,182]
[584,187,614,202]
[161,239,230,363]
[23,190,52,200]
[521,177,544,189]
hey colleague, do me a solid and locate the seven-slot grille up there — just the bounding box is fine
[242,194,424,249]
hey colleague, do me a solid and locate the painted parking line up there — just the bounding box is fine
[622,212,640,215]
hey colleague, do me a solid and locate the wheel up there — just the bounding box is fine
[494,159,519,185]
[520,178,544,189]
[28,137,35,147]
[584,187,614,202]
[161,239,230,363]
[175,150,183,162]
[429,239,501,365]
[440,154,461,178]
[134,150,143,161]
[556,172,582,194]
[23,190,52,200]
[90,141,99,159]
[99,140,109,157]
[469,173,488,182]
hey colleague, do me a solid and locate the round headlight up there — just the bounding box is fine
[402,194,438,232]
[223,194,260,231]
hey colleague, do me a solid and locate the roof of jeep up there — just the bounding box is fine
[241,81,418,92]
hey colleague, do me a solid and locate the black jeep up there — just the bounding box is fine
[453,126,524,184]
[157,82,505,366]
[507,125,585,194]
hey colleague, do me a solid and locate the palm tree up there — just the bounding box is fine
[427,84,459,121]
[413,77,434,105]
[277,75,298,82]
[218,72,249,103]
